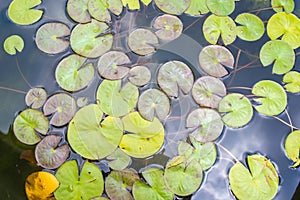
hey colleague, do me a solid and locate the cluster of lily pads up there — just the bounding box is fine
[3,0,300,199]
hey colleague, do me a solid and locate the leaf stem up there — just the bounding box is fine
[227,86,253,91]
[183,16,204,33]
[214,142,239,163]
[227,49,241,86]
[285,109,293,132]
[271,115,299,130]
[0,86,27,94]
[229,44,259,59]
[15,57,32,88]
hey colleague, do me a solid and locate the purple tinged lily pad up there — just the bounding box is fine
[35,134,70,169]
[25,88,47,109]
[153,14,183,41]
[128,65,151,86]
[67,0,91,23]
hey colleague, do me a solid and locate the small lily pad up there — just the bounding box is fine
[107,148,132,170]
[157,60,194,97]
[88,0,123,22]
[206,0,235,16]
[25,87,47,109]
[184,0,209,16]
[284,130,300,168]
[283,71,300,93]
[271,0,294,13]
[121,0,152,10]
[153,14,183,41]
[154,0,190,15]
[128,65,151,86]
[67,0,91,23]
[3,35,24,55]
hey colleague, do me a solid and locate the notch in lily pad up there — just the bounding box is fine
[154,0,190,15]
[25,87,47,109]
[128,65,151,86]
[283,71,300,93]
[284,130,300,168]
[106,148,132,170]
[184,0,209,16]
[67,0,91,23]
[88,0,123,22]
[153,14,183,41]
[3,35,24,55]
[206,0,235,16]
[121,0,152,10]
[271,0,295,13]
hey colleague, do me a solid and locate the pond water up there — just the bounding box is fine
[0,0,299,199]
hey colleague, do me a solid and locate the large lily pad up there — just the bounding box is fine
[67,104,123,159]
[153,14,183,41]
[206,0,235,16]
[229,154,279,200]
[67,0,91,23]
[284,130,300,168]
[184,0,209,16]
[107,148,132,170]
[198,45,234,78]
[252,80,287,116]
[154,0,190,15]
[283,71,300,93]
[88,0,123,22]
[128,65,151,86]
[157,60,194,97]
[25,87,47,109]
[3,35,24,55]
[271,0,295,13]
[55,160,104,200]
[121,0,152,10]
[13,109,49,145]
[119,112,165,158]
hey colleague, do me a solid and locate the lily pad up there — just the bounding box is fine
[192,76,226,108]
[218,93,253,128]
[154,0,190,15]
[35,22,70,54]
[88,0,123,22]
[107,148,132,170]
[186,108,224,142]
[96,80,139,117]
[67,0,91,23]
[121,0,152,10]
[284,130,300,168]
[55,160,104,200]
[229,154,279,200]
[127,28,158,56]
[3,35,24,55]
[206,0,235,16]
[271,0,294,13]
[70,19,113,58]
[68,104,123,159]
[283,71,300,93]
[97,51,131,80]
[55,54,95,92]
[128,65,151,86]
[138,89,170,121]
[25,87,47,109]
[13,108,49,145]
[198,45,234,78]
[157,60,194,97]
[203,14,237,45]
[119,112,165,158]
[8,0,43,25]
[252,80,287,116]
[184,0,209,16]
[35,134,70,169]
[153,14,183,41]
[77,97,88,107]
[43,93,77,127]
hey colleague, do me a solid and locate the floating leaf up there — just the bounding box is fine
[70,19,113,58]
[153,14,183,41]
[252,80,287,116]
[128,65,151,86]
[154,0,190,15]
[184,0,209,16]
[206,0,235,16]
[8,0,43,25]
[133,167,174,200]
[25,88,47,109]
[192,76,226,108]
[186,108,223,142]
[88,0,123,22]
[218,93,253,128]
[203,14,237,45]
[55,161,104,200]
[35,135,70,169]
[138,89,170,121]
[107,148,132,170]
[128,28,158,56]
[284,130,300,168]
[68,104,123,159]
[229,154,279,200]
[67,0,91,23]
[198,45,234,78]
[271,0,294,13]
[157,60,194,97]
[119,112,165,158]
[97,51,131,80]
[13,109,49,145]
[96,80,139,117]
[283,71,300,93]
[121,0,152,10]
[55,54,95,92]
[77,97,88,107]
[43,93,77,127]
[3,35,24,55]
[25,171,59,200]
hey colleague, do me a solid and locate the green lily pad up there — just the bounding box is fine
[96,80,139,117]
[8,0,43,25]
[119,112,165,158]
[206,0,235,16]
[252,80,287,116]
[25,87,47,109]
[218,93,253,128]
[267,12,300,49]
[153,14,183,41]
[3,35,24,55]
[203,14,237,45]
[55,160,104,200]
[35,134,70,169]
[192,76,226,108]
[88,0,123,22]
[70,19,113,58]
[229,154,279,200]
[35,22,70,54]
[121,0,152,10]
[186,108,224,142]
[198,45,234,78]
[235,13,265,41]
[55,54,95,92]
[283,71,300,93]
[154,0,190,15]
[67,0,91,23]
[284,130,300,168]
[271,0,294,13]
[67,104,123,159]
[133,167,174,200]
[13,108,49,145]
[157,60,194,97]
[107,148,132,170]
[128,65,151,86]
[184,0,209,16]
[138,89,170,121]
[259,40,295,75]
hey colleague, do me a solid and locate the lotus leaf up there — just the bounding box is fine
[88,0,123,22]
[3,35,24,55]
[271,0,294,13]
[154,0,190,15]
[206,0,235,16]
[198,45,234,78]
[252,80,287,116]
[121,0,152,10]
[283,71,300,93]
[55,54,95,92]
[184,0,209,16]
[55,160,104,200]
[229,154,279,200]
[107,148,131,170]
[25,87,47,109]
[70,19,113,58]
[128,65,151,86]
[284,130,300,168]
[67,0,91,23]
[157,60,194,97]
[186,108,224,142]
[259,40,295,74]
[13,109,49,145]
[119,112,164,158]
[68,104,123,159]
[153,14,183,41]
[218,93,253,128]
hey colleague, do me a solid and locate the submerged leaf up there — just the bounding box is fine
[153,14,183,41]
[283,71,300,93]
[128,65,151,86]
[67,0,91,23]
[271,0,294,13]
[206,0,235,16]
[154,0,190,15]
[184,0,209,16]
[3,35,24,55]
[107,148,132,170]
[284,130,300,168]
[25,88,47,109]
